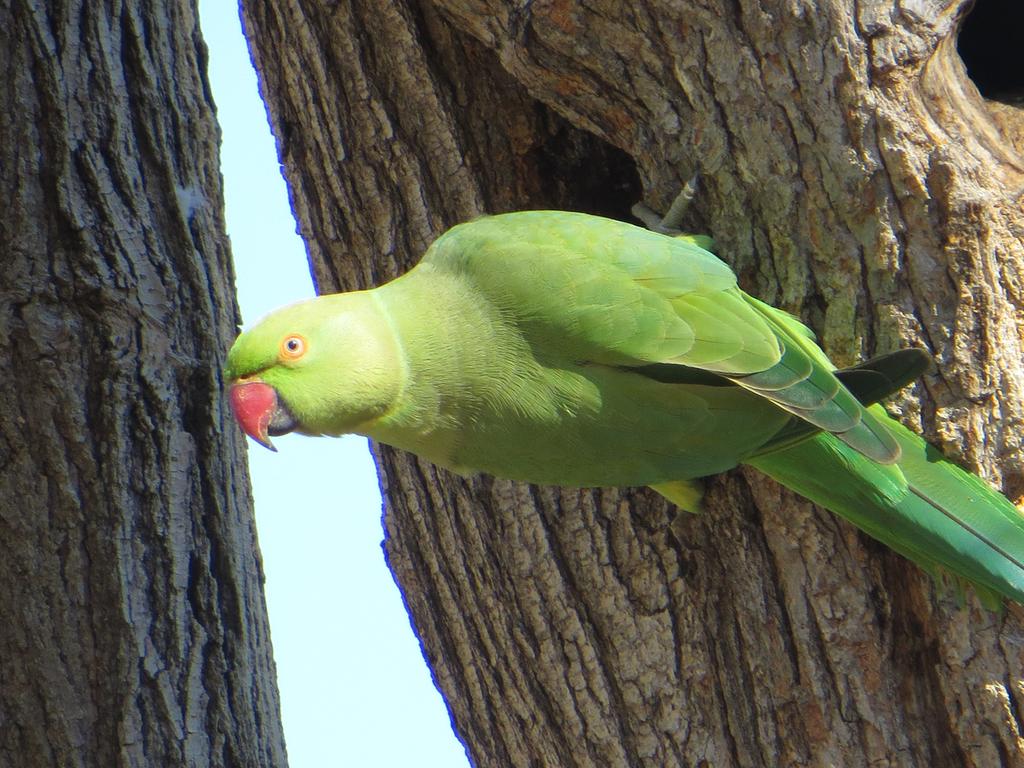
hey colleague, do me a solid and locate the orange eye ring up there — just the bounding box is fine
[280,334,308,361]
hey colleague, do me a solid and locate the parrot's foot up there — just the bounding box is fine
[632,175,715,252]
[648,478,704,513]
[631,174,700,235]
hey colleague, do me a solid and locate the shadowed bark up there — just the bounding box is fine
[0,2,286,766]
[242,0,1024,765]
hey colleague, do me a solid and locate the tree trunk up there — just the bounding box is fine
[241,0,1024,765]
[0,2,286,766]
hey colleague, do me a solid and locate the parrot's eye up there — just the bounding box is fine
[280,334,308,360]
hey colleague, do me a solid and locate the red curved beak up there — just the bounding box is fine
[229,380,279,451]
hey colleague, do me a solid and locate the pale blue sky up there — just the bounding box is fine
[199,4,469,766]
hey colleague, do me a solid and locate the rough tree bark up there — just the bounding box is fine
[0,2,286,766]
[242,0,1024,765]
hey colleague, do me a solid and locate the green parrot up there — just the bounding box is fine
[225,210,1024,606]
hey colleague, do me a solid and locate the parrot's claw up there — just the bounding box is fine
[631,174,700,236]
[632,175,715,252]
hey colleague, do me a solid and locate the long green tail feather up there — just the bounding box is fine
[746,405,1024,605]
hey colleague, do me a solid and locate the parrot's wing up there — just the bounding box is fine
[425,211,902,463]
[729,296,903,463]
[750,348,933,457]
[833,348,932,406]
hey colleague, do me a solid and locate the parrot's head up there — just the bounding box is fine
[224,291,404,450]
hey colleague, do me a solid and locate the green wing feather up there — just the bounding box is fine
[426,211,898,463]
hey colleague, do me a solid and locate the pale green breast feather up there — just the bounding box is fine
[366,239,792,487]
